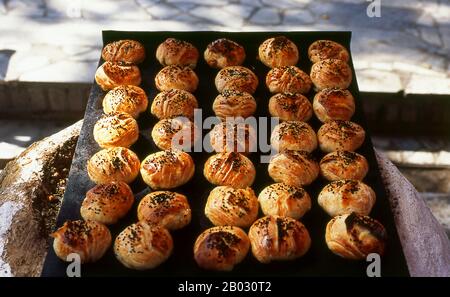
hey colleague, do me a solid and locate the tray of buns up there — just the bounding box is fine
[41,31,409,276]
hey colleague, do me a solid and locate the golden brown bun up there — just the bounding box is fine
[266,66,312,94]
[268,93,312,122]
[258,183,311,219]
[103,85,148,119]
[317,120,365,153]
[258,36,299,68]
[102,39,145,64]
[325,213,387,260]
[308,40,349,63]
[204,38,246,68]
[137,191,191,230]
[270,121,317,153]
[155,65,199,92]
[320,150,369,181]
[215,66,258,94]
[80,181,134,225]
[313,88,355,123]
[114,221,173,270]
[156,38,199,68]
[205,186,258,228]
[151,118,198,151]
[213,90,257,120]
[93,112,139,149]
[268,150,319,187]
[209,121,257,154]
[248,215,311,263]
[95,62,141,91]
[87,147,140,184]
[140,149,195,189]
[151,89,198,120]
[194,226,250,271]
[52,220,111,263]
[310,59,352,90]
[204,152,255,189]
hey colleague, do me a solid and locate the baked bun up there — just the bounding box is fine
[102,39,145,64]
[258,36,299,68]
[151,118,198,151]
[310,59,352,90]
[151,89,198,120]
[317,120,365,153]
[268,93,312,122]
[93,112,139,149]
[318,179,376,216]
[308,40,349,63]
[140,149,195,189]
[95,62,141,91]
[155,65,199,92]
[204,152,255,189]
[194,226,250,271]
[215,66,259,94]
[248,215,311,263]
[87,147,140,184]
[156,38,199,68]
[258,183,311,219]
[103,85,148,119]
[205,186,258,228]
[320,150,369,181]
[52,220,111,263]
[270,121,317,153]
[213,90,257,120]
[114,221,173,270]
[137,191,191,230]
[204,38,246,68]
[209,121,257,154]
[266,66,312,94]
[268,150,319,187]
[80,181,134,225]
[313,88,355,123]
[325,213,387,260]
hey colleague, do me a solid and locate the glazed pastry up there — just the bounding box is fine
[103,85,148,119]
[114,221,173,270]
[156,38,199,68]
[258,183,311,219]
[93,112,139,149]
[151,89,198,120]
[209,121,257,154]
[258,36,299,68]
[310,59,352,90]
[204,38,246,68]
[155,65,199,92]
[140,149,195,189]
[203,152,255,189]
[325,213,387,260]
[151,118,198,151]
[87,147,140,184]
[52,220,111,263]
[268,93,312,122]
[266,66,312,94]
[313,88,355,123]
[80,181,134,225]
[268,150,319,187]
[137,191,191,230]
[317,120,365,153]
[212,90,257,120]
[205,186,259,228]
[270,121,317,153]
[102,39,145,64]
[194,226,250,271]
[320,150,369,181]
[308,40,349,63]
[215,66,258,94]
[248,215,311,263]
[318,179,376,216]
[95,62,141,91]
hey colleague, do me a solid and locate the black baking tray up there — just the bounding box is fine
[41,31,409,277]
